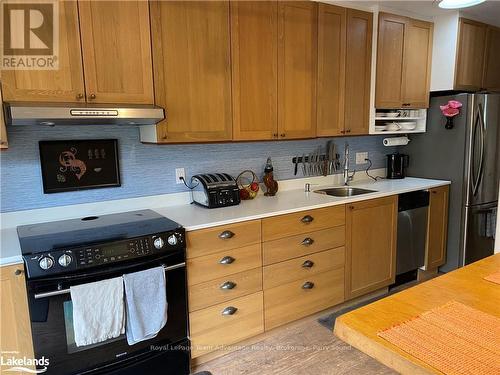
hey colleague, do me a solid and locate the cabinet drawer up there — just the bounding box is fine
[264,268,344,330]
[189,268,263,312]
[187,220,261,259]
[263,226,345,265]
[263,248,344,289]
[190,292,264,358]
[187,244,262,286]
[262,206,345,241]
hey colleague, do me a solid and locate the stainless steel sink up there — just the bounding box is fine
[314,187,377,197]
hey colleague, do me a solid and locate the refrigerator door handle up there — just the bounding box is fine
[472,103,486,197]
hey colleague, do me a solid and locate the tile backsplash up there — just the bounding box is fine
[0,125,396,212]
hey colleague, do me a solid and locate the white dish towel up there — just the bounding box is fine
[123,266,168,345]
[70,277,125,347]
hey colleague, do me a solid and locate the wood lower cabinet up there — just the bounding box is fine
[190,292,264,358]
[78,0,154,104]
[483,26,500,91]
[277,1,317,140]
[425,186,449,270]
[231,1,278,141]
[148,1,232,143]
[455,18,487,91]
[1,1,85,103]
[345,196,398,299]
[0,265,34,369]
[376,13,433,109]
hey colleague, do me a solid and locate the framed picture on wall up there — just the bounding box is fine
[39,139,121,194]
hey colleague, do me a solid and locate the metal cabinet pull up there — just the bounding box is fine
[302,281,314,289]
[302,260,314,268]
[301,215,314,224]
[219,256,235,265]
[222,306,238,316]
[14,269,23,276]
[89,93,96,99]
[76,93,84,100]
[219,230,235,239]
[220,281,237,290]
[301,237,314,246]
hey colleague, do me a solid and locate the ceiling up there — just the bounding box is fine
[325,1,500,26]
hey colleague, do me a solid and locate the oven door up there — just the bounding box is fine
[26,251,189,375]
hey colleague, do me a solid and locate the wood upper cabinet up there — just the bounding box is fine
[317,4,346,137]
[150,1,232,143]
[345,196,398,299]
[78,1,154,104]
[344,9,372,135]
[425,186,449,270]
[317,6,372,137]
[1,1,85,102]
[401,19,433,108]
[376,13,433,109]
[482,26,500,91]
[455,18,487,91]
[231,2,278,141]
[0,265,34,368]
[277,1,317,140]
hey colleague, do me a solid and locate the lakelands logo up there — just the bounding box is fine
[1,351,49,373]
[1,0,59,70]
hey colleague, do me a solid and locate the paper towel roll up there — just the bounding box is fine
[383,136,409,147]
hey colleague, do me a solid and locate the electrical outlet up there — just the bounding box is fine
[356,152,368,165]
[175,168,186,184]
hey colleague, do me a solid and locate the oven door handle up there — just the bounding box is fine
[33,262,186,300]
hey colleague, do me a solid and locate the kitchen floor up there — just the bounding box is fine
[193,309,396,375]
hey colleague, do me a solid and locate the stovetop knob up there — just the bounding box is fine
[58,254,72,267]
[153,236,165,249]
[167,234,178,246]
[39,256,54,270]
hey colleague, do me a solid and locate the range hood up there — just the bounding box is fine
[4,102,165,126]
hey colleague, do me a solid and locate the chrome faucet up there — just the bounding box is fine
[343,143,355,185]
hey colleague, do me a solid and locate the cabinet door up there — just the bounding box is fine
[455,18,487,91]
[317,4,346,137]
[1,1,85,102]
[78,0,154,104]
[151,1,232,143]
[231,2,278,141]
[345,196,397,299]
[425,186,449,270]
[482,26,500,91]
[0,265,34,367]
[402,19,433,108]
[278,2,317,140]
[375,13,407,109]
[345,9,372,135]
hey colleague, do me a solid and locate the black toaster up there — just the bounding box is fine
[190,173,240,208]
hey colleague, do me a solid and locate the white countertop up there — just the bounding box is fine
[0,177,450,266]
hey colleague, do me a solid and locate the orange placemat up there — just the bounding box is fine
[484,270,500,284]
[378,301,500,375]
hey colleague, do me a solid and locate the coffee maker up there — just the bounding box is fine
[386,153,409,179]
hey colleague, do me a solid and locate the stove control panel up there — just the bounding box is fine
[23,229,185,279]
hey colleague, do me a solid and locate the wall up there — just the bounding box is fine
[0,125,395,212]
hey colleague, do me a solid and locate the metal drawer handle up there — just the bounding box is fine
[219,230,235,239]
[222,306,238,316]
[219,256,235,265]
[302,281,315,289]
[220,281,237,290]
[301,215,314,224]
[302,260,314,268]
[301,237,314,246]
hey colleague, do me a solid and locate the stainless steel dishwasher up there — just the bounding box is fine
[396,190,430,276]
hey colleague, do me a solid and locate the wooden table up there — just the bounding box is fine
[334,254,500,375]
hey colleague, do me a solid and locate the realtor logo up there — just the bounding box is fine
[1,0,59,70]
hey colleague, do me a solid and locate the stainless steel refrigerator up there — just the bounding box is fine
[405,93,499,272]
